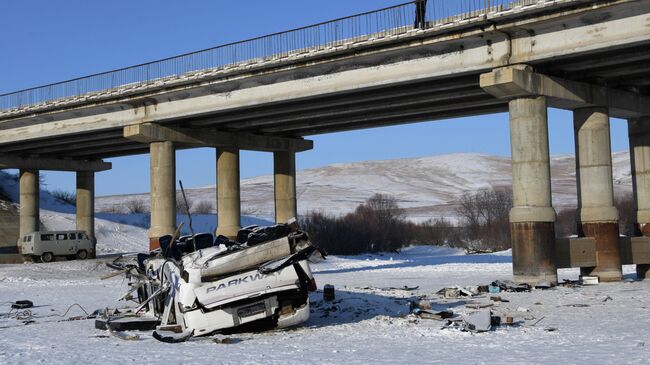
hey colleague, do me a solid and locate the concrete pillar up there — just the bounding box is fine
[216,147,241,238]
[76,171,96,258]
[149,141,176,250]
[629,118,650,278]
[274,150,297,223]
[509,96,558,285]
[19,169,40,244]
[574,107,621,281]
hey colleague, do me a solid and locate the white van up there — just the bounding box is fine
[19,231,94,262]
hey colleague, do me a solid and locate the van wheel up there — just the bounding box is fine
[41,252,54,263]
[76,250,88,260]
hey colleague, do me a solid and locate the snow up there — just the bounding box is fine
[2,246,650,364]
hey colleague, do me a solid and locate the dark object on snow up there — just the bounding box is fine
[414,309,455,320]
[153,329,193,343]
[490,315,501,327]
[491,280,531,292]
[213,337,243,344]
[324,284,335,301]
[95,315,160,331]
[464,310,492,332]
[490,296,508,303]
[11,300,33,309]
[534,281,553,290]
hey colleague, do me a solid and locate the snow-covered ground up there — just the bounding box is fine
[96,151,634,222]
[1,246,649,364]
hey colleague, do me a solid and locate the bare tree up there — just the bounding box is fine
[455,187,512,251]
[193,200,214,214]
[125,198,149,214]
[176,193,193,215]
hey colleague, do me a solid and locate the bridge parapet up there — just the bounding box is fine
[0,0,580,116]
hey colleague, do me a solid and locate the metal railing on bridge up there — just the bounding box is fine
[0,0,534,112]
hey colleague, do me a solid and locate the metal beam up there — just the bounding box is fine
[262,96,502,134]
[26,137,131,155]
[297,104,508,136]
[229,88,486,132]
[0,130,124,153]
[188,76,479,128]
[480,65,650,118]
[65,144,150,159]
[123,123,313,152]
[0,155,111,172]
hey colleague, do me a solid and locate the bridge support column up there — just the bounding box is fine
[629,118,650,278]
[274,151,297,224]
[76,171,96,258]
[509,96,558,285]
[574,107,621,281]
[19,169,40,247]
[149,141,176,250]
[216,147,241,239]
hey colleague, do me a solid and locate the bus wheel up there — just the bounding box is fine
[76,250,88,260]
[41,252,54,263]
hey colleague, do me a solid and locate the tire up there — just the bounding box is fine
[76,250,88,260]
[41,252,54,263]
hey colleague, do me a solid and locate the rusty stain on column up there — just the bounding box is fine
[629,118,650,279]
[509,96,558,285]
[574,107,621,282]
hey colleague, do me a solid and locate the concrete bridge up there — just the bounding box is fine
[1,0,650,284]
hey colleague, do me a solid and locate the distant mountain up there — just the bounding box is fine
[96,152,633,222]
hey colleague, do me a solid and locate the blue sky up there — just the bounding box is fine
[1,0,630,196]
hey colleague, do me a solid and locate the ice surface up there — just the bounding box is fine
[2,246,649,364]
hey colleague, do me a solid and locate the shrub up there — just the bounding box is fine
[455,187,512,251]
[193,200,214,214]
[176,194,193,215]
[99,205,125,214]
[125,198,149,214]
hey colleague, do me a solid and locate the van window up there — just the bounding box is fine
[80,233,89,240]
[41,234,54,241]
[27,236,32,242]
[69,233,77,240]
[56,233,68,240]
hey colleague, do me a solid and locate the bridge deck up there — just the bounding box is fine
[0,0,648,160]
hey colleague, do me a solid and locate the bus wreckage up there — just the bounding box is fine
[98,219,324,343]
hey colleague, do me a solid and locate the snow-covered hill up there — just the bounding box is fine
[96,151,633,222]
[0,151,633,253]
